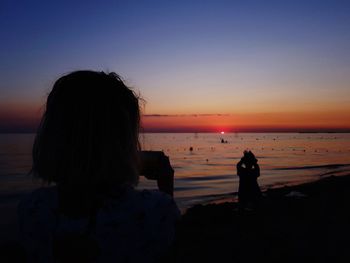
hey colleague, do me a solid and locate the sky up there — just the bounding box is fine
[1,0,350,132]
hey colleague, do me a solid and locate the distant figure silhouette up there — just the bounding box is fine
[236,151,262,210]
[18,71,180,263]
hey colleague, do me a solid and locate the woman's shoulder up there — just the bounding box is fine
[18,186,59,230]
[18,186,180,224]
[18,186,58,212]
[115,188,180,218]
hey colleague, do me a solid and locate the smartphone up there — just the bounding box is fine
[138,151,164,179]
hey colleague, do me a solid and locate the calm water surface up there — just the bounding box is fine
[1,133,350,209]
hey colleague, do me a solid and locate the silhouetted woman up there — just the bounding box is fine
[237,151,262,209]
[18,71,180,263]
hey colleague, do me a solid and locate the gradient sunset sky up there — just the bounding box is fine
[1,0,350,132]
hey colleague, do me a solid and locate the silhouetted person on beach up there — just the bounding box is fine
[18,71,180,263]
[220,138,228,143]
[237,151,262,210]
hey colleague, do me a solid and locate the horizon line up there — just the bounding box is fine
[1,129,350,134]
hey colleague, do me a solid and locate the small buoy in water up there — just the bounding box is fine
[206,159,209,162]
[189,147,193,152]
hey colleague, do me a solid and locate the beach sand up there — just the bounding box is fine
[1,175,350,262]
[173,174,350,263]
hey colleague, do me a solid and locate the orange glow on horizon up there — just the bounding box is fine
[142,111,350,132]
[1,102,350,133]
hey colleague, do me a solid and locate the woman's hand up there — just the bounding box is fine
[139,151,174,196]
[237,158,244,167]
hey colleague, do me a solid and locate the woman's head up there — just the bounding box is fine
[32,70,141,196]
[242,150,257,167]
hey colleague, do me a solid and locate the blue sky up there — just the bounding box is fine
[1,0,350,131]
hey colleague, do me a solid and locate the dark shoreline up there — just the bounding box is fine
[173,174,350,263]
[2,175,350,262]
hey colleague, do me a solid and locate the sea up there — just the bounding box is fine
[1,133,350,210]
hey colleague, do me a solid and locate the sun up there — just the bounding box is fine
[220,131,225,134]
